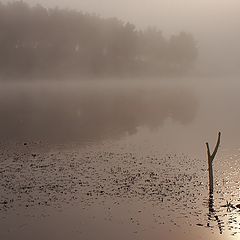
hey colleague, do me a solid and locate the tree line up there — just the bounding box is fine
[0,1,198,80]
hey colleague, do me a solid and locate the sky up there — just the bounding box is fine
[2,0,240,75]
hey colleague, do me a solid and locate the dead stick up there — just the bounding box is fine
[206,132,221,195]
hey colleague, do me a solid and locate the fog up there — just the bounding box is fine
[2,0,239,76]
[0,82,197,143]
[1,1,240,240]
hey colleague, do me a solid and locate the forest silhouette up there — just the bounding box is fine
[0,1,198,80]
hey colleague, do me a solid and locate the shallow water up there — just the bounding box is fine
[1,79,240,239]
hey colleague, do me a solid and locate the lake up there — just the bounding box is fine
[1,78,240,240]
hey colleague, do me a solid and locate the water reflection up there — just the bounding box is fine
[207,194,223,234]
[205,195,240,236]
[202,148,240,237]
[4,80,240,239]
[0,82,198,143]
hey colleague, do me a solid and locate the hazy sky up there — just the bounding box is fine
[3,0,240,74]
[4,0,238,33]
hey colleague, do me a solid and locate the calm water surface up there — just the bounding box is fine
[1,79,240,240]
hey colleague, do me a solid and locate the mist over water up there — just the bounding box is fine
[1,1,240,240]
[1,78,240,240]
[0,81,198,143]
[1,78,239,155]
